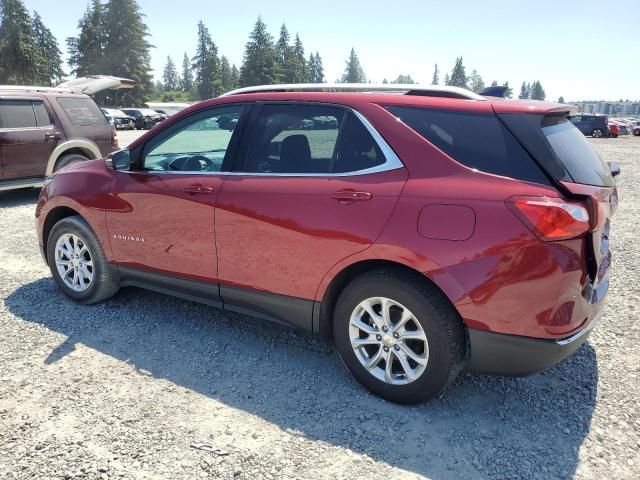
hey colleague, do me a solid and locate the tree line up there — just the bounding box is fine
[0,0,552,105]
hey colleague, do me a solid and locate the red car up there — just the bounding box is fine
[608,123,620,138]
[36,84,618,404]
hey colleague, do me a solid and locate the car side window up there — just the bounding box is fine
[570,116,581,124]
[33,101,52,126]
[0,99,38,128]
[141,105,244,173]
[242,104,386,174]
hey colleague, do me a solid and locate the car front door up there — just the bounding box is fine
[0,98,57,179]
[105,104,247,297]
[215,102,408,329]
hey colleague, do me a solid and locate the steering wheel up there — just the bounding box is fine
[168,155,216,172]
[190,155,216,171]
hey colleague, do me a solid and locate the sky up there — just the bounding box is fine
[21,0,640,102]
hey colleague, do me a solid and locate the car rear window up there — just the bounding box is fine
[57,97,108,127]
[499,113,614,188]
[386,106,549,184]
[541,115,614,187]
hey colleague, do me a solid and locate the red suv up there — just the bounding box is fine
[35,84,617,404]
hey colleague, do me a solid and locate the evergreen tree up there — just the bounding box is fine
[448,57,467,88]
[289,33,308,82]
[558,96,565,104]
[444,73,450,85]
[239,16,279,87]
[308,52,324,83]
[219,55,235,93]
[382,78,388,84]
[192,20,219,99]
[230,64,239,88]
[0,0,41,84]
[518,81,529,99]
[431,63,439,85]
[102,0,153,104]
[181,52,193,92]
[67,0,107,78]
[468,69,484,92]
[490,80,498,86]
[504,81,513,98]
[276,23,290,80]
[341,48,366,83]
[530,80,545,100]
[392,74,415,84]
[32,11,64,86]
[162,56,179,91]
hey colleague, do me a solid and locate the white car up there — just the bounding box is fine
[101,108,135,130]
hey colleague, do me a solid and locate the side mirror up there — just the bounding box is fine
[609,161,621,178]
[106,149,131,171]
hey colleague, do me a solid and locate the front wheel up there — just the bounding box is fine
[53,153,89,173]
[332,269,465,404]
[47,216,119,304]
[592,128,604,138]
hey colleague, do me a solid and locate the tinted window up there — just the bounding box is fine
[243,104,386,174]
[0,100,37,128]
[387,106,548,184]
[33,101,52,126]
[142,105,244,172]
[57,97,107,126]
[541,115,613,187]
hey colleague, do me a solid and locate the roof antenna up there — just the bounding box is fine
[477,86,509,98]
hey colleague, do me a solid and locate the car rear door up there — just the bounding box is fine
[105,104,247,301]
[0,98,57,179]
[215,102,408,329]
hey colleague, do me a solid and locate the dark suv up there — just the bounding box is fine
[120,108,164,130]
[569,114,610,138]
[36,84,617,404]
[0,86,117,191]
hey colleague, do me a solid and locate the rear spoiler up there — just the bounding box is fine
[477,85,509,98]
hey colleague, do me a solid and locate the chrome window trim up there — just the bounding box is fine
[127,107,404,178]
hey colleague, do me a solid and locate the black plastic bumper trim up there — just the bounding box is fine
[468,326,594,376]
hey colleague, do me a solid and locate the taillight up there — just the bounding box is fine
[111,124,119,148]
[508,196,590,241]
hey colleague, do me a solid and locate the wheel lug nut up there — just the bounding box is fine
[376,334,382,341]
[393,332,399,338]
[394,345,400,351]
[383,346,389,352]
[382,326,388,332]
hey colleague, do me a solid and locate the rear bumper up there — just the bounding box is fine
[468,311,601,376]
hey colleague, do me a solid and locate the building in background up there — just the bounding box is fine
[570,101,640,116]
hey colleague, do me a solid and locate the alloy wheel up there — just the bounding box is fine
[349,297,429,385]
[54,233,94,292]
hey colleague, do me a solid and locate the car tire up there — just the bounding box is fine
[47,216,120,305]
[591,128,604,138]
[53,153,89,173]
[332,268,465,404]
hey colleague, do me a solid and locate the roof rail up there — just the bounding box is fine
[221,83,486,101]
[0,85,71,94]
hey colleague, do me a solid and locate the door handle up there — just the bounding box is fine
[44,132,60,142]
[183,184,214,194]
[331,190,373,203]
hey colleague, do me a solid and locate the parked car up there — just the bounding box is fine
[154,109,169,121]
[634,125,640,136]
[608,121,628,136]
[36,83,618,404]
[0,85,118,191]
[569,114,609,137]
[120,108,163,130]
[608,123,620,138]
[101,108,135,130]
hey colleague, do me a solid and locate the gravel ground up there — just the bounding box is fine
[0,135,638,479]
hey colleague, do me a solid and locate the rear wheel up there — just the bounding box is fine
[591,128,604,138]
[332,269,465,404]
[53,153,89,173]
[47,216,119,304]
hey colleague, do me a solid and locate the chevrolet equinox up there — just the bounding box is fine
[35,84,617,404]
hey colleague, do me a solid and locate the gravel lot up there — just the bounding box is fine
[0,135,638,479]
